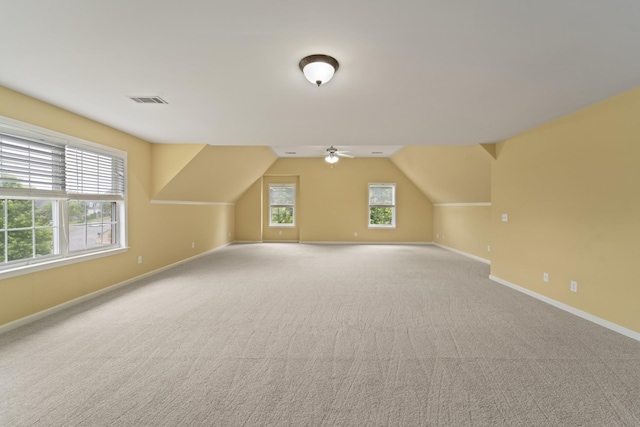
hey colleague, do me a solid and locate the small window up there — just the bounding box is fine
[369,183,396,228]
[269,183,295,227]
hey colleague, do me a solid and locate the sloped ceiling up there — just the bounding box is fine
[151,144,207,197]
[152,146,277,203]
[391,145,493,204]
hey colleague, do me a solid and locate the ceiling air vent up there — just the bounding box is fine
[284,151,297,155]
[128,96,168,104]
[371,151,384,155]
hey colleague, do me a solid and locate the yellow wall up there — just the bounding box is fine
[234,178,263,242]
[433,205,491,261]
[491,88,640,333]
[235,158,433,243]
[0,86,235,327]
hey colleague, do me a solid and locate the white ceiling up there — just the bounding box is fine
[1,1,639,157]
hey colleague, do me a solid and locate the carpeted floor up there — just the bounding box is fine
[1,243,639,426]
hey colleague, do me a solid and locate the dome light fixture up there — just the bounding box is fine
[299,54,339,86]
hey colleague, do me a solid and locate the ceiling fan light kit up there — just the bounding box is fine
[325,153,339,164]
[299,54,339,86]
[324,146,352,164]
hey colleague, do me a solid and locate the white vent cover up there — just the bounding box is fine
[129,96,168,104]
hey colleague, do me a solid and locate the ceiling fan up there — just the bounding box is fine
[325,146,353,164]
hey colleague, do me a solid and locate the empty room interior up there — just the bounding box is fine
[1,1,640,425]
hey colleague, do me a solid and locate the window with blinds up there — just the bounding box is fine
[369,183,396,228]
[0,121,127,273]
[269,183,295,226]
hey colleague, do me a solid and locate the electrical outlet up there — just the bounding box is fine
[436,233,439,239]
[570,281,578,292]
[442,234,445,240]
[502,213,509,222]
[354,232,358,237]
[191,242,195,248]
[137,256,142,264]
[279,230,283,235]
[487,245,491,252]
[543,272,549,283]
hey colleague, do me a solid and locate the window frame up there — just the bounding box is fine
[268,183,296,228]
[368,182,396,229]
[0,116,128,279]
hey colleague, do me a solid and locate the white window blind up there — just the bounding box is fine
[369,184,395,206]
[269,184,295,206]
[0,133,65,194]
[65,147,125,199]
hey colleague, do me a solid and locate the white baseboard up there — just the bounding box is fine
[0,243,231,336]
[232,240,263,244]
[489,275,640,343]
[300,241,433,245]
[433,243,491,264]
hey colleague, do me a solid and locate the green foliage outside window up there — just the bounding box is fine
[0,198,54,263]
[271,207,294,224]
[269,184,295,226]
[370,207,393,225]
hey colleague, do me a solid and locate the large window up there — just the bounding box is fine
[269,183,295,227]
[0,119,126,274]
[369,183,396,228]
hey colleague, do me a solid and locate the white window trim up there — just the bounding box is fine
[0,116,128,279]
[268,183,296,228]
[368,182,396,229]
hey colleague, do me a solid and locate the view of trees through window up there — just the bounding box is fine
[269,184,295,226]
[0,199,55,262]
[69,201,117,252]
[369,184,396,227]
[270,206,294,225]
[369,206,393,225]
[0,197,118,264]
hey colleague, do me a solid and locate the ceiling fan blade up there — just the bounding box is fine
[337,152,354,158]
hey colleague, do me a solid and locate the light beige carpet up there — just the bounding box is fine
[1,243,639,426]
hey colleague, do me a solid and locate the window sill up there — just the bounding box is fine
[268,224,296,228]
[368,225,396,229]
[0,247,129,280]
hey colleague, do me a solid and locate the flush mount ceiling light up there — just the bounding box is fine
[299,54,339,86]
